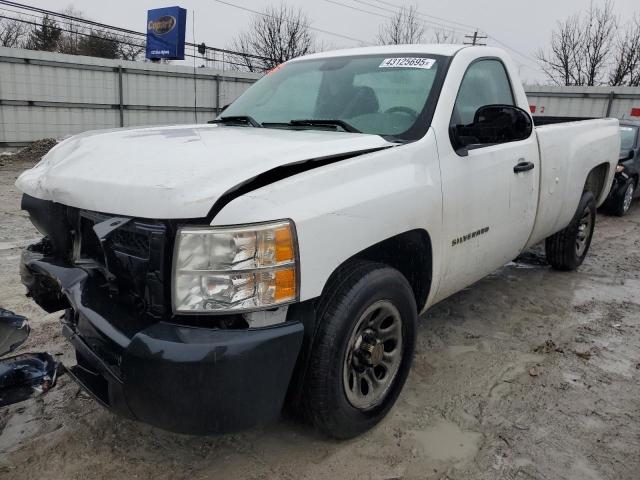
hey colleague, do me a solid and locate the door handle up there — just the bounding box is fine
[514,161,535,173]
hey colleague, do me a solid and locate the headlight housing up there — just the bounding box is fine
[172,220,298,313]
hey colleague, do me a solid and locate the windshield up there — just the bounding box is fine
[221,54,445,140]
[620,126,638,156]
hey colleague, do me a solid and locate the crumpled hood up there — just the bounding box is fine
[15,124,392,219]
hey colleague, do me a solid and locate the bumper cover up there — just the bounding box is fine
[22,255,305,434]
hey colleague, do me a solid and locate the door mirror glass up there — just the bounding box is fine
[620,149,634,161]
[451,104,533,155]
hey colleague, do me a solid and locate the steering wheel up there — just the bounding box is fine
[385,106,419,119]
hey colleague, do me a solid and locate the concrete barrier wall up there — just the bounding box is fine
[0,47,260,147]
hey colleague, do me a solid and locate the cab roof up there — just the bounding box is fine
[289,44,468,63]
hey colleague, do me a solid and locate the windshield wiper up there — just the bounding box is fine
[210,115,263,128]
[288,119,361,133]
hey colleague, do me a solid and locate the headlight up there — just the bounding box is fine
[616,164,625,173]
[173,220,298,313]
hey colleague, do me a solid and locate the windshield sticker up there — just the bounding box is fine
[379,57,436,69]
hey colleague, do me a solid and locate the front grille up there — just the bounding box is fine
[110,229,150,258]
[72,209,171,319]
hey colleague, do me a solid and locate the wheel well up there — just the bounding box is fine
[584,163,610,200]
[331,229,433,312]
[284,230,432,410]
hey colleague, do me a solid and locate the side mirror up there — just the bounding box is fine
[620,149,634,161]
[452,104,533,156]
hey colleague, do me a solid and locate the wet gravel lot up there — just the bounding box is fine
[1,152,639,480]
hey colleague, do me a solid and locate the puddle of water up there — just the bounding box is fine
[410,420,482,463]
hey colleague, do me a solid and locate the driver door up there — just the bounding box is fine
[434,59,539,301]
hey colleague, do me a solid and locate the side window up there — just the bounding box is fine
[452,59,514,126]
[450,59,531,154]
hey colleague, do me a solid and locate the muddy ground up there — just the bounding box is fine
[1,152,639,480]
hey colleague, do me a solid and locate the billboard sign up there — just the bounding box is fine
[146,7,186,60]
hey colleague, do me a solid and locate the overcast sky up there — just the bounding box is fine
[23,0,640,83]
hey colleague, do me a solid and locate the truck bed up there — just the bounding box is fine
[526,117,619,247]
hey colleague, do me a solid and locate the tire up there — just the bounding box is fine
[545,191,596,271]
[611,179,635,217]
[301,261,417,439]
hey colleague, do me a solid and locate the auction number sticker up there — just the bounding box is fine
[379,57,436,69]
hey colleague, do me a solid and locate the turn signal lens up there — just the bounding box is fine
[275,225,295,263]
[274,267,296,302]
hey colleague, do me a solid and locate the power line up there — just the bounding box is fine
[211,0,371,45]
[0,13,265,69]
[341,0,476,36]
[354,0,540,70]
[363,0,481,32]
[487,34,539,64]
[0,0,142,36]
[324,0,473,37]
[0,14,146,50]
[324,0,388,20]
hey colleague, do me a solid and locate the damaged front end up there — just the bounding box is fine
[21,194,170,319]
[18,194,304,434]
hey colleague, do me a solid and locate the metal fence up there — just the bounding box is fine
[525,86,640,120]
[0,46,261,148]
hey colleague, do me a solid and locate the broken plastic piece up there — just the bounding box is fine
[0,352,59,407]
[92,216,131,241]
[0,308,30,357]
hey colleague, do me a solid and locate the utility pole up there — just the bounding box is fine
[464,30,487,46]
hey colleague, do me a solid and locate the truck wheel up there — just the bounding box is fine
[302,261,417,439]
[545,191,596,271]
[611,179,635,216]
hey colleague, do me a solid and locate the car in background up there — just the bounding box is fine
[604,121,640,216]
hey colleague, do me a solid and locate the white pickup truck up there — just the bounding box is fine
[16,45,618,438]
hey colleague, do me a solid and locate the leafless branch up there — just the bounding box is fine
[431,28,459,44]
[537,1,618,86]
[228,2,315,72]
[0,16,28,47]
[376,4,425,45]
[609,14,640,86]
[583,0,616,86]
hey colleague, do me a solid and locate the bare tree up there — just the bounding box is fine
[229,3,314,72]
[115,35,146,61]
[537,1,617,86]
[57,6,85,55]
[537,14,583,86]
[0,16,28,47]
[432,28,458,44]
[54,6,145,61]
[583,1,617,86]
[609,15,640,86]
[376,4,425,45]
